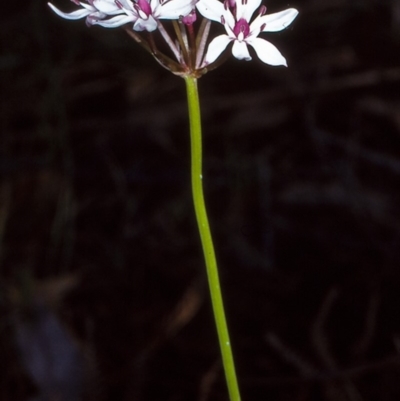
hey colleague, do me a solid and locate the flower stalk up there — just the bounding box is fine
[184,75,241,401]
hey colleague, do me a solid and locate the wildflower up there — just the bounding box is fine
[47,0,127,26]
[196,0,298,66]
[113,0,196,32]
[48,0,197,32]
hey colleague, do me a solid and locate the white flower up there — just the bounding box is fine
[92,0,141,29]
[112,0,196,32]
[47,0,127,26]
[196,0,298,66]
[49,0,196,32]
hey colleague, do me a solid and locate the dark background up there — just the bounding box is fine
[1,0,400,400]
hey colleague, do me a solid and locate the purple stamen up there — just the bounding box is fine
[181,9,197,25]
[258,5,266,15]
[115,0,123,9]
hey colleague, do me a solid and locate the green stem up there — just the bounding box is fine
[184,75,242,401]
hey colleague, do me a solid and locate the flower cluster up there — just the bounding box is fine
[48,0,298,75]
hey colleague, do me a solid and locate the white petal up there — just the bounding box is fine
[92,14,135,27]
[232,40,251,60]
[117,0,136,12]
[204,34,232,64]
[79,2,98,11]
[157,0,194,19]
[133,15,158,31]
[253,8,298,33]
[92,0,123,15]
[223,7,235,34]
[196,0,224,22]
[47,3,92,19]
[150,0,159,13]
[248,37,287,66]
[236,0,261,21]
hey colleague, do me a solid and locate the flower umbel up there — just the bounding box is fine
[48,0,298,75]
[196,0,298,66]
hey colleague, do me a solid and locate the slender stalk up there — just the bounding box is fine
[195,19,211,69]
[184,75,242,401]
[157,21,182,63]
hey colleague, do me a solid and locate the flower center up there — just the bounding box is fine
[233,18,250,41]
[135,0,152,18]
